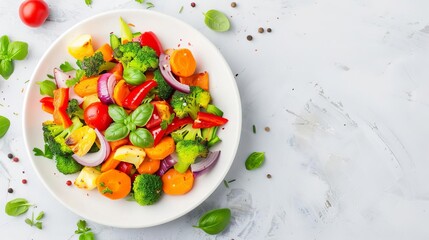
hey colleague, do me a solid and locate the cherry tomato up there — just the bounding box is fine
[19,0,49,28]
[84,102,112,131]
[162,169,194,195]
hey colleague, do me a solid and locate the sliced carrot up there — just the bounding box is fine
[137,157,161,174]
[170,48,196,77]
[144,136,175,160]
[74,76,98,97]
[96,169,131,200]
[110,138,130,152]
[108,63,123,81]
[101,152,121,172]
[112,80,130,107]
[179,71,209,91]
[95,43,113,62]
[162,169,194,195]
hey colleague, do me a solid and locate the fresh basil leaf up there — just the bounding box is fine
[129,128,153,148]
[135,0,144,3]
[76,220,89,234]
[5,198,32,216]
[0,115,10,138]
[0,35,10,58]
[108,105,128,123]
[35,221,43,230]
[84,0,92,6]
[47,74,54,79]
[194,208,231,235]
[60,61,76,72]
[7,41,28,60]
[36,211,44,220]
[204,10,231,32]
[37,80,57,97]
[25,218,33,226]
[104,122,129,141]
[79,232,95,240]
[130,103,153,127]
[0,60,14,80]
[245,152,265,170]
[123,67,146,86]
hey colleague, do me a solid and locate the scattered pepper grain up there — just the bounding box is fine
[7,153,13,159]
[247,35,253,41]
[12,157,19,162]
[264,127,270,132]
[267,28,272,33]
[22,179,27,184]
[66,180,72,186]
[191,2,196,7]
[231,2,237,8]
[267,174,272,179]
[7,188,13,193]
[258,27,264,33]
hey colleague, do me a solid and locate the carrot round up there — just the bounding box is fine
[96,169,131,200]
[113,80,130,107]
[162,168,194,195]
[179,71,209,91]
[170,48,196,77]
[137,157,161,174]
[144,136,175,160]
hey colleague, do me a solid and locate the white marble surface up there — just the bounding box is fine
[1,0,429,239]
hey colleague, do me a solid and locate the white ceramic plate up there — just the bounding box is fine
[22,9,241,228]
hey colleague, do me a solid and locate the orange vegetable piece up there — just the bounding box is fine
[101,138,130,172]
[137,157,161,174]
[95,43,113,62]
[108,63,123,81]
[144,136,175,160]
[145,71,154,80]
[74,76,98,97]
[170,48,196,77]
[179,71,209,91]
[112,80,130,107]
[96,169,131,200]
[162,169,194,195]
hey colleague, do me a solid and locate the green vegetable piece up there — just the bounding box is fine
[34,221,43,230]
[120,17,134,44]
[60,61,76,72]
[123,67,146,85]
[245,152,265,170]
[85,0,92,6]
[36,211,45,220]
[5,198,32,216]
[0,115,10,138]
[66,69,84,87]
[133,174,163,206]
[104,122,129,141]
[0,35,10,58]
[194,208,231,235]
[204,10,231,32]
[33,144,53,159]
[80,232,95,240]
[75,219,94,240]
[7,41,28,60]
[129,128,154,148]
[206,104,224,116]
[37,80,57,97]
[0,60,14,80]
[108,104,128,123]
[135,0,145,3]
[110,34,121,50]
[130,103,153,126]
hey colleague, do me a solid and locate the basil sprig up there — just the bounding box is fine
[105,104,154,148]
[0,35,28,80]
[194,208,231,235]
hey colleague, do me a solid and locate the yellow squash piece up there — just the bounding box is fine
[68,34,95,60]
[74,167,101,190]
[82,94,100,110]
[65,126,96,157]
[114,145,146,168]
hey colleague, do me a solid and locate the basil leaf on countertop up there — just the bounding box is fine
[204,10,231,32]
[0,35,9,57]
[0,115,10,138]
[194,208,231,235]
[5,198,32,216]
[7,41,28,60]
[245,152,265,170]
[0,60,14,80]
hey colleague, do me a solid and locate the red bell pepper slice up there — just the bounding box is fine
[122,80,158,110]
[149,126,166,146]
[116,162,135,176]
[146,105,162,129]
[139,31,163,57]
[53,88,72,128]
[165,117,194,135]
[192,112,228,129]
[40,97,54,114]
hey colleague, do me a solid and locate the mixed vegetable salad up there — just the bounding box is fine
[36,17,228,206]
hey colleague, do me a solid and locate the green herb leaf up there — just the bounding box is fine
[108,105,128,123]
[60,61,76,72]
[223,180,229,188]
[36,211,44,220]
[25,218,33,226]
[104,122,129,141]
[0,35,10,58]
[123,67,146,86]
[66,69,84,87]
[245,152,265,170]
[204,10,231,32]
[79,232,95,240]
[129,128,154,148]
[5,198,32,216]
[130,103,153,127]
[179,6,184,13]
[252,124,256,134]
[0,115,10,138]
[7,41,28,60]
[194,208,231,235]
[135,0,144,3]
[37,80,57,97]
[47,74,54,79]
[146,2,154,9]
[35,221,43,230]
[84,0,92,6]
[101,187,113,194]
[33,147,44,156]
[0,59,14,80]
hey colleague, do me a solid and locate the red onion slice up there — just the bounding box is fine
[191,151,221,177]
[72,128,111,167]
[159,53,191,93]
[97,73,116,105]
[155,154,178,177]
[53,68,84,104]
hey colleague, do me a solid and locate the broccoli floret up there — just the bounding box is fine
[55,155,83,174]
[77,51,105,77]
[171,124,202,143]
[153,69,174,100]
[66,99,84,119]
[133,174,163,206]
[170,86,211,119]
[174,140,208,173]
[42,117,83,156]
[114,42,158,73]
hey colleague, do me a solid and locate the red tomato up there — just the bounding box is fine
[84,102,112,131]
[19,0,49,28]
